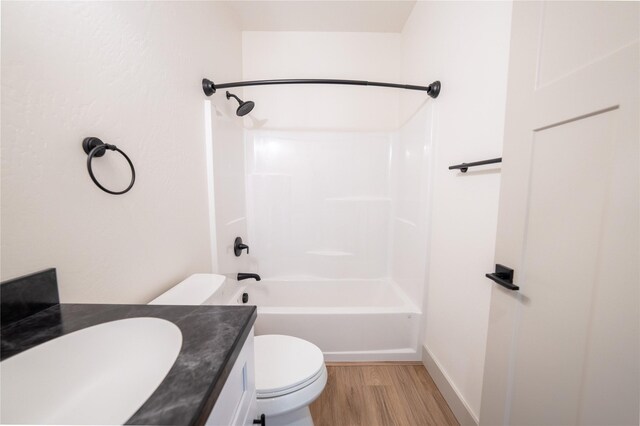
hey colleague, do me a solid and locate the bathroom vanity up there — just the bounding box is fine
[0,269,257,425]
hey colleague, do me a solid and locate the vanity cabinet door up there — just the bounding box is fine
[206,327,257,426]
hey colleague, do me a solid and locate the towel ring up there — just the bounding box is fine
[82,137,136,195]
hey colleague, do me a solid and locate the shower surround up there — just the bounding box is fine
[242,105,433,360]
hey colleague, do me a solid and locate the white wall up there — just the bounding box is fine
[242,31,401,131]
[1,2,243,303]
[401,1,512,421]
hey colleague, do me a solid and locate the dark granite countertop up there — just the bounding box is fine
[0,303,257,425]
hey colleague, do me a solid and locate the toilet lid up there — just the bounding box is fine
[254,335,325,398]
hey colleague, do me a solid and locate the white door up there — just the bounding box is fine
[480,2,639,425]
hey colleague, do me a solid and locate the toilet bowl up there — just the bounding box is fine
[149,274,327,426]
[254,335,327,426]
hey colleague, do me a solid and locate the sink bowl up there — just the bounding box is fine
[1,317,182,424]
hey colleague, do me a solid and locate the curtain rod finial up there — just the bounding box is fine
[428,81,441,99]
[202,78,216,96]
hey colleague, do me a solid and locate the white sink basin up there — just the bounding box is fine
[1,317,182,425]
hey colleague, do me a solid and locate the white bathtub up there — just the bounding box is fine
[205,279,422,362]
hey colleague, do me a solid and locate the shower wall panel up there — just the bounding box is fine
[389,104,434,305]
[245,131,392,279]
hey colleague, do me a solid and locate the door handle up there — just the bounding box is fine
[486,264,519,291]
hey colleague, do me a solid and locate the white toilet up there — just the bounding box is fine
[149,274,327,426]
[254,334,327,426]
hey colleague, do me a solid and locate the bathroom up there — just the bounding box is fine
[1,1,638,425]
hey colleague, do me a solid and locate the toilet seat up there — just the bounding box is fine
[257,365,325,399]
[254,335,325,399]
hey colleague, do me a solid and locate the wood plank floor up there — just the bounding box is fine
[309,364,459,426]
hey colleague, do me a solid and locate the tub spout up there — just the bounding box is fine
[237,273,261,282]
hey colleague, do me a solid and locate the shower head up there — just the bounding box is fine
[226,91,255,117]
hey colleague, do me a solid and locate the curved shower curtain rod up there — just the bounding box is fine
[202,78,441,99]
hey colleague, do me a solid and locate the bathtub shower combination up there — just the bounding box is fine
[205,77,435,362]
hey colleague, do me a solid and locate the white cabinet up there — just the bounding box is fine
[206,327,257,426]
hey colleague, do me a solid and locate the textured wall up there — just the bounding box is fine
[1,2,243,303]
[242,31,401,131]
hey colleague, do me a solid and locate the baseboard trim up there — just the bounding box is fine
[421,344,479,426]
[323,348,420,363]
[326,361,424,367]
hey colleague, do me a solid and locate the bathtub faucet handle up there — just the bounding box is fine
[234,237,250,257]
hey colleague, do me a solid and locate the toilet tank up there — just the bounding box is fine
[149,274,226,305]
